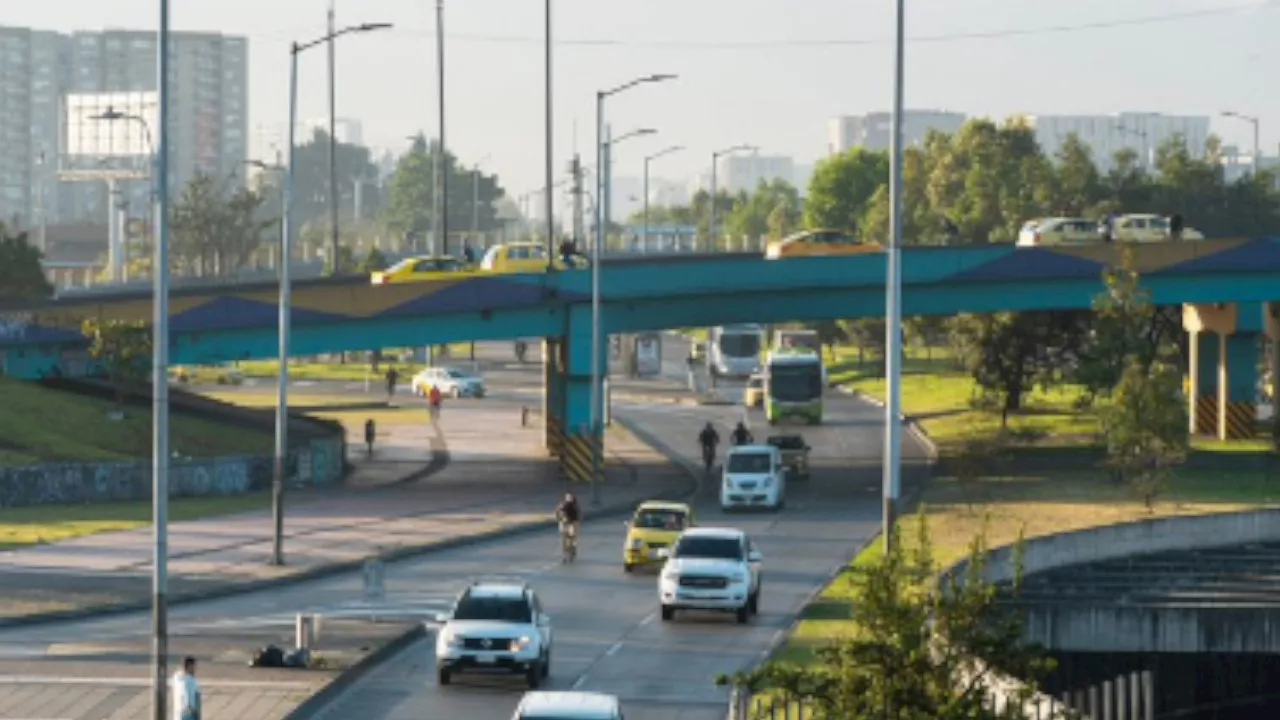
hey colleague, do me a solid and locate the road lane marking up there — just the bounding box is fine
[603,641,623,658]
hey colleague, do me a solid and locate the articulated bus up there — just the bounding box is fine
[764,349,824,425]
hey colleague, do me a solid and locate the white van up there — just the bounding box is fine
[512,691,623,720]
[720,444,786,511]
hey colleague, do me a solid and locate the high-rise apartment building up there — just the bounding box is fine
[0,25,248,230]
[827,110,967,155]
[1017,112,1210,171]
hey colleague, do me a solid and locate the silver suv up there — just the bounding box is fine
[435,581,553,688]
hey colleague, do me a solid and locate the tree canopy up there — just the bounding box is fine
[0,225,53,304]
[381,134,507,250]
[169,173,274,277]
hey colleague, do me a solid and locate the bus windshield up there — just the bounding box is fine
[769,363,822,402]
[719,333,760,358]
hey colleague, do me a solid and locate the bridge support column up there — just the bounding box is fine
[542,337,567,457]
[558,308,606,486]
[1184,303,1262,441]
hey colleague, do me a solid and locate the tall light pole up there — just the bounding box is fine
[151,4,172,715]
[708,144,754,251]
[279,21,392,567]
[436,0,449,256]
[327,1,340,273]
[471,153,492,244]
[603,127,656,248]
[89,106,155,280]
[1222,111,1261,177]
[643,145,683,253]
[883,0,905,552]
[543,0,554,267]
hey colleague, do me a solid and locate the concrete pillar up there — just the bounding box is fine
[1184,302,1262,440]
[559,307,607,485]
[542,337,566,457]
[1187,331,1219,435]
[1218,332,1259,440]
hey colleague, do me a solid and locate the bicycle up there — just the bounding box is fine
[559,521,579,563]
[701,445,716,475]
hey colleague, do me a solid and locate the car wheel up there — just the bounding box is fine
[735,605,750,624]
[525,666,541,688]
[437,667,451,685]
[660,605,675,622]
[748,588,760,615]
[624,563,634,573]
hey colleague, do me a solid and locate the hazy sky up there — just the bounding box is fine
[9,0,1278,196]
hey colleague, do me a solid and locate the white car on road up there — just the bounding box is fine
[720,444,786,511]
[658,527,763,624]
[434,580,553,688]
[512,691,623,720]
[412,366,486,398]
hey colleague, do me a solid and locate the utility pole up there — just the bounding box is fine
[327,1,340,272]
[571,155,584,247]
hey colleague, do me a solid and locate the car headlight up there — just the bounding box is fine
[629,538,644,550]
[440,629,461,647]
[509,636,533,652]
[661,569,680,582]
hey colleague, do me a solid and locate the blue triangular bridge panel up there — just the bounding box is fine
[171,295,348,333]
[380,277,586,317]
[948,248,1106,282]
[1151,238,1280,275]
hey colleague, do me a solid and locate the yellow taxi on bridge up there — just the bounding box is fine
[764,229,881,259]
[370,255,469,285]
[623,501,694,572]
[479,242,588,273]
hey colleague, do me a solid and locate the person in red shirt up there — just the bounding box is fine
[428,385,443,421]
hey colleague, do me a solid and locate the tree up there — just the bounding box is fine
[0,225,53,303]
[382,135,507,251]
[766,197,800,241]
[1075,247,1164,399]
[804,148,889,232]
[357,247,389,273]
[724,178,800,241]
[1051,133,1103,215]
[723,518,1053,719]
[170,173,272,277]
[284,128,383,228]
[949,312,1088,425]
[82,319,152,411]
[1098,359,1188,506]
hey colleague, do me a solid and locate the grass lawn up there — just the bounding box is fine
[0,493,270,551]
[0,377,273,468]
[778,468,1280,665]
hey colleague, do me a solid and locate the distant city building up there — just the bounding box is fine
[827,110,966,154]
[1218,145,1280,186]
[0,25,247,230]
[1018,112,1210,171]
[715,153,795,195]
[646,179,688,207]
[300,117,364,146]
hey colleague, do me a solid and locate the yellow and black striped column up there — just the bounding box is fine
[560,425,602,484]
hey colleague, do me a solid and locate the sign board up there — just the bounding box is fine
[634,333,661,377]
[362,559,385,599]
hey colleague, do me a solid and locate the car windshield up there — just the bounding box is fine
[452,594,531,623]
[633,509,687,530]
[747,377,763,389]
[718,334,760,358]
[446,369,467,379]
[385,259,415,273]
[727,452,771,473]
[673,535,743,560]
[768,436,804,450]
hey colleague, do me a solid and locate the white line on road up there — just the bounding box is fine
[603,641,623,658]
[570,673,590,690]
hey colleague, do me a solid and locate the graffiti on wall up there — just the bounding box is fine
[0,312,31,341]
[0,455,273,509]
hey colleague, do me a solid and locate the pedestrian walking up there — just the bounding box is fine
[428,384,443,422]
[171,656,202,720]
[385,367,399,402]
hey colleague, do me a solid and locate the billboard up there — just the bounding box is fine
[634,333,662,378]
[63,92,157,173]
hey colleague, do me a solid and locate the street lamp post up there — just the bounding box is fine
[602,127,656,249]
[327,1,340,273]
[89,106,155,282]
[590,74,675,506]
[709,144,754,251]
[279,21,392,567]
[1222,111,1261,177]
[643,146,683,254]
[471,153,492,245]
[883,0,905,552]
[436,0,449,256]
[149,1,174,715]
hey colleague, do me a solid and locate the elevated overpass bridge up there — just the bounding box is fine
[3,238,1280,464]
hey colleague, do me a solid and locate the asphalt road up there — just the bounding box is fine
[306,359,927,719]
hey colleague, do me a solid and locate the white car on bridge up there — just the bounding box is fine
[658,527,763,624]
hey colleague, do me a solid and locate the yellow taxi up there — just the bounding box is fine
[743,373,765,408]
[479,242,587,273]
[764,229,882,259]
[370,255,467,285]
[622,501,694,572]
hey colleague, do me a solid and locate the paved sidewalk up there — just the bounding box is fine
[0,395,692,626]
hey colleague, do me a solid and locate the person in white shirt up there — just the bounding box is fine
[172,656,202,720]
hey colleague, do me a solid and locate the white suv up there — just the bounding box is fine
[434,581,553,688]
[658,527,763,624]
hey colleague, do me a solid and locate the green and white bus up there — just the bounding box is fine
[764,349,824,425]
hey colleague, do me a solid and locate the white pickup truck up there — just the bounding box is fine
[657,527,763,624]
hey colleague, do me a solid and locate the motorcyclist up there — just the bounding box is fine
[698,422,720,469]
[731,421,753,446]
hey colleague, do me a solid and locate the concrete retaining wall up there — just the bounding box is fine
[0,435,345,508]
[952,508,1280,587]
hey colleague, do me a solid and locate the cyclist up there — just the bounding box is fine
[698,422,720,472]
[554,492,581,562]
[730,421,753,446]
